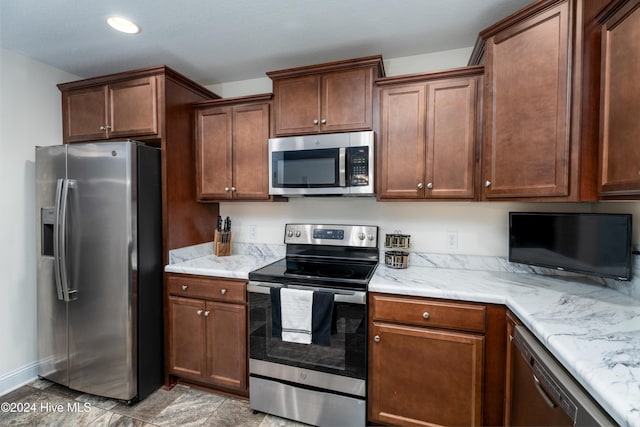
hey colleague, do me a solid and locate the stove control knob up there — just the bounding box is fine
[295,230,301,238]
[367,233,375,241]
[287,230,294,238]
[358,232,366,240]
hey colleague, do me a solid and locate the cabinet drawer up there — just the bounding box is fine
[371,294,486,332]
[167,274,246,303]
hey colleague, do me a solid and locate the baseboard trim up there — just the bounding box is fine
[0,361,39,397]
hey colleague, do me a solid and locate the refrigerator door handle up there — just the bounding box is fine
[59,178,77,302]
[53,178,65,301]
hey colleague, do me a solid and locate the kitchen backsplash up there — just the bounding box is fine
[168,242,285,265]
[169,242,640,301]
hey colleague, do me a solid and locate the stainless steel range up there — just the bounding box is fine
[248,224,378,427]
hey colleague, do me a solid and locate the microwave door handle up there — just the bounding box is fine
[339,147,346,187]
[53,179,65,301]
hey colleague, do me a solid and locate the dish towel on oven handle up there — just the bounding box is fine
[280,287,313,344]
[270,287,334,346]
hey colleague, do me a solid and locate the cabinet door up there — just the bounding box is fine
[108,76,158,138]
[195,106,233,200]
[232,103,270,200]
[273,74,320,136]
[378,84,426,199]
[599,3,640,196]
[426,78,478,199]
[483,2,571,198]
[369,322,484,427]
[62,85,109,143]
[205,301,247,392]
[168,296,206,381]
[321,67,373,133]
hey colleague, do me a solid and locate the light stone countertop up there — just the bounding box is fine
[165,244,640,427]
[164,242,285,279]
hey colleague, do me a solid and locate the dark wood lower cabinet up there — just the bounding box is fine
[368,293,506,426]
[168,296,206,379]
[166,274,248,396]
[369,322,484,426]
[204,301,247,391]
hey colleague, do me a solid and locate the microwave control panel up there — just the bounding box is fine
[348,147,369,186]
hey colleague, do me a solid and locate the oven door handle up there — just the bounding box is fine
[247,281,366,305]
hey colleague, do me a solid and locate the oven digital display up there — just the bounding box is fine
[313,229,344,240]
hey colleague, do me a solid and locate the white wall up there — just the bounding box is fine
[210,48,640,255]
[207,47,474,97]
[0,48,78,394]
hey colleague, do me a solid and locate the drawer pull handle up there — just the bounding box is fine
[181,285,188,291]
[374,335,380,343]
[220,288,227,295]
[196,309,203,316]
[422,311,430,320]
[204,310,210,317]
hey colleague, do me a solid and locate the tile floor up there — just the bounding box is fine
[0,379,308,426]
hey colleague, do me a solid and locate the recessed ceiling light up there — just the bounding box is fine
[107,16,140,34]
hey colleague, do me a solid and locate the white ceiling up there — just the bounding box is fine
[1,0,532,86]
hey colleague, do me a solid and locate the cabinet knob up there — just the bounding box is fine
[231,187,236,192]
[422,312,430,320]
[204,310,210,317]
[427,182,433,189]
[417,182,424,189]
[321,119,327,124]
[374,335,381,343]
[196,309,203,316]
[313,119,319,125]
[220,288,227,295]
[485,180,492,188]
[99,125,112,131]
[181,284,188,291]
[224,187,230,192]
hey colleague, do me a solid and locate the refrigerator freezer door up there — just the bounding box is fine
[36,145,69,386]
[66,142,137,400]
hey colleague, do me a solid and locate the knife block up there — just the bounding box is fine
[214,230,232,257]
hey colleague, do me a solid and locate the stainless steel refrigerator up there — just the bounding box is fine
[35,140,163,403]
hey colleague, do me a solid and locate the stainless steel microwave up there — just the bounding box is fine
[268,131,374,196]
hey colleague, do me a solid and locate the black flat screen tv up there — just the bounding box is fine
[509,212,633,281]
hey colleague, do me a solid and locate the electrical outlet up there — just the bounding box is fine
[446,231,458,250]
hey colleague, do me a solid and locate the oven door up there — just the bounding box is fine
[248,281,367,397]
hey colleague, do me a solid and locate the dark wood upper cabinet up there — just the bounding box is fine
[597,0,640,198]
[471,0,608,201]
[61,76,158,143]
[268,55,385,136]
[376,67,482,200]
[194,94,272,202]
[58,66,221,260]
